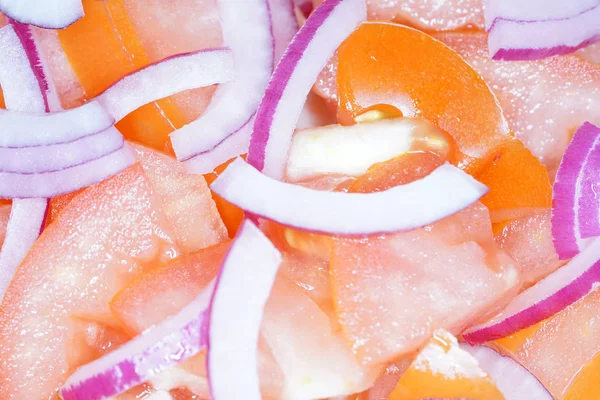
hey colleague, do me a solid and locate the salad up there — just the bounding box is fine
[0,0,598,399]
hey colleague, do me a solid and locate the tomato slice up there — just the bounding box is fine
[389,329,503,400]
[0,203,11,248]
[337,22,510,173]
[331,203,520,366]
[0,164,178,398]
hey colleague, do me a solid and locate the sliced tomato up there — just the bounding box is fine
[389,329,503,400]
[54,0,220,151]
[262,275,381,399]
[0,164,179,398]
[132,144,228,253]
[111,241,229,334]
[437,32,600,178]
[495,209,564,289]
[331,203,520,366]
[494,288,600,399]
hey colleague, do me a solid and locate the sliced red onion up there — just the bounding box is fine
[463,236,600,344]
[0,25,46,113]
[0,198,48,301]
[170,0,274,162]
[0,128,124,174]
[294,0,314,18]
[60,282,216,400]
[487,2,600,60]
[0,101,114,147]
[211,158,487,235]
[459,344,552,400]
[248,0,365,179]
[484,0,600,30]
[206,220,282,400]
[579,136,600,238]
[98,48,234,122]
[0,0,83,29]
[182,0,297,175]
[0,24,48,301]
[0,140,136,199]
[552,122,600,260]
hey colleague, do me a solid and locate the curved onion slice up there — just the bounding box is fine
[552,122,600,259]
[182,0,297,175]
[211,158,488,235]
[463,236,600,344]
[0,128,124,174]
[0,23,48,301]
[459,344,552,400]
[60,283,215,400]
[0,101,113,147]
[206,220,282,400]
[0,0,83,29]
[0,140,136,199]
[487,2,600,60]
[484,0,600,29]
[0,198,48,301]
[170,0,274,162]
[247,0,366,179]
[579,135,600,238]
[98,48,234,122]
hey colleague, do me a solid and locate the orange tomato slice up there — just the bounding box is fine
[57,0,188,153]
[388,329,504,400]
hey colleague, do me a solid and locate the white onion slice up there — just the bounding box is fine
[0,23,48,302]
[247,0,366,179]
[0,128,124,174]
[181,0,297,175]
[0,140,136,199]
[487,2,600,60]
[0,101,113,147]
[484,0,600,30]
[459,344,552,400]
[98,48,234,122]
[0,198,47,301]
[211,158,488,235]
[0,0,83,29]
[206,220,282,400]
[170,0,274,161]
[552,122,600,259]
[60,282,215,400]
[463,236,600,343]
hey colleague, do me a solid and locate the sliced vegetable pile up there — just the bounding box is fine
[0,0,599,399]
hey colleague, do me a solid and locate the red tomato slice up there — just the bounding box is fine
[0,164,179,399]
[331,204,520,366]
[111,241,229,335]
[436,32,600,178]
[0,203,10,248]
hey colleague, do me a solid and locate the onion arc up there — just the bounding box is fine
[0,0,83,29]
[170,0,274,162]
[60,283,215,400]
[211,158,488,236]
[463,236,600,344]
[98,48,234,122]
[459,344,552,400]
[206,220,282,400]
[485,0,600,60]
[248,0,367,179]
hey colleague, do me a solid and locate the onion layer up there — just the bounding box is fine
[206,220,282,399]
[98,48,234,122]
[0,0,83,28]
[211,158,488,235]
[459,344,552,400]
[486,1,600,60]
[170,0,274,162]
[463,236,600,343]
[60,283,215,400]
[247,0,366,179]
[552,122,600,260]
